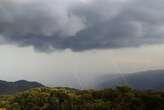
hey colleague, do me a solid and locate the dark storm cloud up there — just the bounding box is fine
[0,0,164,51]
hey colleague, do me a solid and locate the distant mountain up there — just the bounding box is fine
[96,70,164,90]
[0,80,45,95]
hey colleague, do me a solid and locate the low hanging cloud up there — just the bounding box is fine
[0,0,86,37]
[0,0,164,51]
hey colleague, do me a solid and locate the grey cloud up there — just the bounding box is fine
[0,0,164,51]
[0,0,86,37]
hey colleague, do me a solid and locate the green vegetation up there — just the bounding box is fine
[1,86,164,110]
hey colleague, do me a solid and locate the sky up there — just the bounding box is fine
[0,0,164,88]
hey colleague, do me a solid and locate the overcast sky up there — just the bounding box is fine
[0,0,164,88]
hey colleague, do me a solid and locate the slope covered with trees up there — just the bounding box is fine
[1,86,164,110]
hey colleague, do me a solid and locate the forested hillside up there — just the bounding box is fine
[1,86,164,110]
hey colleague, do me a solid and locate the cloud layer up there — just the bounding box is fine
[0,0,164,51]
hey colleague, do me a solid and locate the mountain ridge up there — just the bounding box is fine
[96,69,164,90]
[0,80,45,95]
